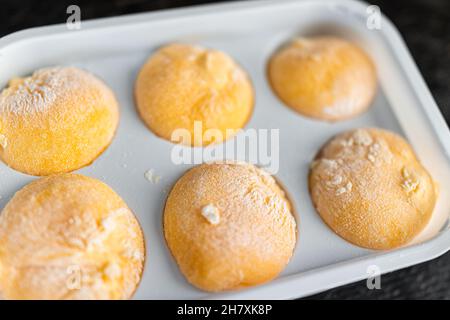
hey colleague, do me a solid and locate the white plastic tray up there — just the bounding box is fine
[1,0,450,300]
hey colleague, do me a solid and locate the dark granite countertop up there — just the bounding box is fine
[1,0,449,299]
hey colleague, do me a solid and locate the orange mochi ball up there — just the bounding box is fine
[309,128,437,249]
[135,44,254,146]
[0,67,119,176]
[164,162,297,292]
[268,36,377,121]
[0,174,145,300]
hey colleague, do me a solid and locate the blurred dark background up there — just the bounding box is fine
[1,0,450,299]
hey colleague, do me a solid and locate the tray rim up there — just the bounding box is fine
[1,0,450,299]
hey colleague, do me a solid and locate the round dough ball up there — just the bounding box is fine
[268,36,377,121]
[0,67,119,176]
[0,174,145,300]
[309,128,437,250]
[164,162,297,292]
[135,44,254,146]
